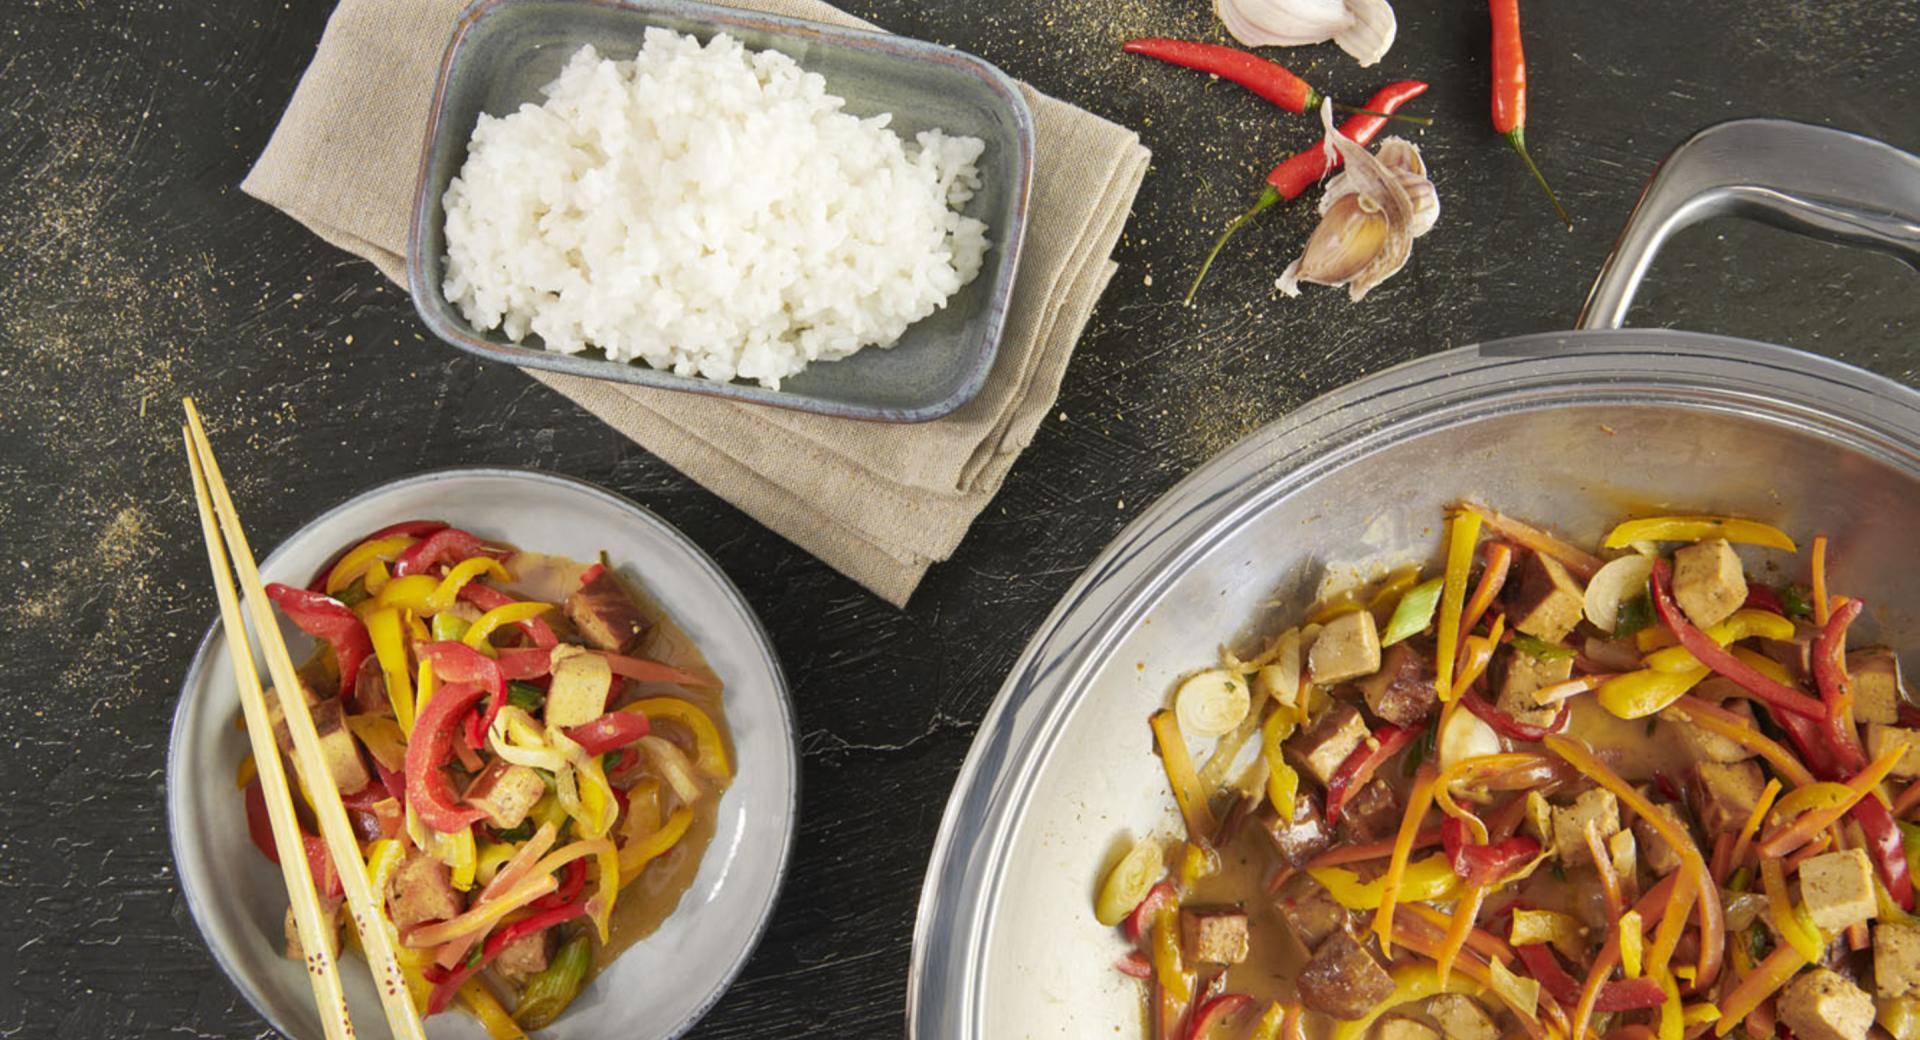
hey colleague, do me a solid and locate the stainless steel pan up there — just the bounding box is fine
[908,118,1920,1038]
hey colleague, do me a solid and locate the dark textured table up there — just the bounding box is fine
[5,0,1917,1036]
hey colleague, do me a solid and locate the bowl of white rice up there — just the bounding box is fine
[407,0,1034,422]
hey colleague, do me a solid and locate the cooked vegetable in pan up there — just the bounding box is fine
[240,521,730,1035]
[1100,505,1920,1040]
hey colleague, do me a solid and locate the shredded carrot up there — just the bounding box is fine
[1847,918,1870,951]
[1436,882,1488,988]
[1435,511,1484,702]
[1433,753,1556,845]
[1457,542,1514,663]
[1456,502,1606,579]
[1708,830,1737,888]
[1741,997,1776,1040]
[1455,616,1506,693]
[1587,822,1624,923]
[1666,695,1815,787]
[1714,945,1806,1035]
[1784,831,1835,870]
[1646,868,1698,982]
[1895,778,1920,819]
[1374,764,1439,953]
[1755,741,1905,858]
[1302,829,1442,871]
[1811,534,1830,626]
[1400,902,1518,966]
[1531,673,1614,706]
[1727,778,1782,877]
[1569,873,1681,1040]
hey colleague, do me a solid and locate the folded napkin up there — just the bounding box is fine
[244,0,1148,606]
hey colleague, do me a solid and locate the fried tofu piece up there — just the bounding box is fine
[1777,967,1874,1040]
[1660,679,1758,763]
[1427,994,1499,1040]
[1180,907,1251,965]
[1275,873,1351,951]
[1866,724,1920,779]
[1849,648,1907,725]
[494,928,554,986]
[1631,795,1691,877]
[1309,610,1382,685]
[1672,537,1747,629]
[1286,701,1369,786]
[1356,642,1437,727]
[544,644,614,728]
[565,568,652,655]
[1336,778,1401,844]
[1260,791,1334,870]
[462,758,546,830]
[1507,552,1586,643]
[1690,760,1766,834]
[1498,649,1573,728]
[350,667,394,719]
[1799,849,1877,933]
[387,850,463,932]
[1296,931,1396,1020]
[307,698,371,795]
[1374,1017,1440,1040]
[1551,788,1620,867]
[283,902,343,962]
[1877,920,1920,999]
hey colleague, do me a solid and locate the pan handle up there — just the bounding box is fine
[1577,118,1920,331]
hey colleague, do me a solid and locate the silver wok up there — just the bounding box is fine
[907,118,1920,1038]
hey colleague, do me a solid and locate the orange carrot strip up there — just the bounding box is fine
[1457,542,1514,663]
[1400,902,1518,966]
[1666,696,1815,788]
[1714,945,1806,1036]
[1436,882,1488,988]
[1374,764,1439,953]
[1588,823,1624,923]
[1755,742,1904,858]
[1895,778,1920,819]
[1727,779,1783,876]
[1456,503,1606,579]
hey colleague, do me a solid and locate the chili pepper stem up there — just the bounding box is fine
[1504,127,1573,230]
[1331,102,1433,127]
[1186,186,1280,305]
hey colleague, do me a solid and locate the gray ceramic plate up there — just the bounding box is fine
[167,468,797,1039]
[407,0,1035,423]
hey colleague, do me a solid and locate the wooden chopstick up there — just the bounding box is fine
[183,399,429,1040]
[184,427,357,1040]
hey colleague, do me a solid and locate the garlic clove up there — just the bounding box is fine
[1294,194,1391,287]
[1332,0,1397,67]
[1281,101,1434,302]
[1217,0,1353,48]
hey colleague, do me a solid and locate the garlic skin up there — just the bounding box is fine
[1216,0,1397,66]
[1279,103,1437,301]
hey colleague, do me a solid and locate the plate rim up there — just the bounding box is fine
[165,464,798,1040]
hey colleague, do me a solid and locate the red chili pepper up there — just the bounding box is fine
[1123,39,1432,123]
[1812,598,1868,768]
[565,712,652,757]
[1441,817,1542,886]
[1513,943,1666,1011]
[263,583,373,700]
[421,641,510,751]
[600,651,708,687]
[1743,584,1787,615]
[1325,721,1428,823]
[405,680,491,833]
[457,581,559,650]
[1459,690,1572,742]
[390,526,511,578]
[423,899,590,1014]
[1488,0,1571,228]
[1183,993,1255,1040]
[243,777,343,899]
[1123,881,1179,945]
[1187,79,1430,304]
[1850,792,1915,911]
[1114,950,1154,979]
[1650,559,1827,721]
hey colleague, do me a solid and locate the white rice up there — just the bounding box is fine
[441,30,991,390]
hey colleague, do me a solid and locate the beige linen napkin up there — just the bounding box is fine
[244,0,1149,606]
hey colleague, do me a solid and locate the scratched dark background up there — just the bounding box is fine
[4,0,1918,1036]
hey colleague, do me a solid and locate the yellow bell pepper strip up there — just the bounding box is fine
[474,841,518,887]
[1311,853,1460,909]
[1177,841,1218,891]
[1434,511,1483,702]
[619,806,693,886]
[1380,576,1443,646]
[363,560,394,595]
[455,979,526,1040]
[1760,858,1825,963]
[1665,693,1815,787]
[1150,903,1193,1006]
[462,601,555,657]
[1245,1002,1296,1040]
[1618,909,1645,977]
[1771,781,1856,824]
[365,837,405,897]
[412,658,437,724]
[429,612,469,642]
[1455,543,1513,666]
[584,839,622,943]
[235,753,258,790]
[1596,664,1710,719]
[1150,710,1217,841]
[1713,943,1808,1036]
[623,697,730,779]
[1654,967,1684,1040]
[1602,515,1797,551]
[364,607,416,733]
[1684,1003,1721,1028]
[1328,963,1478,1040]
[1368,567,1422,625]
[374,573,441,614]
[1372,763,1438,952]
[1756,739,1906,858]
[1545,733,1724,990]
[1811,533,1831,625]
[1642,609,1798,673]
[345,715,408,774]
[325,535,418,595]
[1261,707,1299,822]
[1456,502,1605,579]
[423,556,509,614]
[405,610,430,643]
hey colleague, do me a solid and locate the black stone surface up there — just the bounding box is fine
[4,0,1917,1036]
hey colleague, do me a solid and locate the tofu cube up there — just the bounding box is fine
[1551,788,1621,867]
[1274,873,1351,951]
[462,759,546,830]
[1374,1018,1440,1040]
[1631,796,1690,876]
[283,903,342,962]
[1497,649,1574,728]
[1798,849,1877,933]
[1285,701,1369,786]
[1849,648,1907,725]
[544,645,614,728]
[308,698,371,795]
[1308,610,1382,685]
[1690,760,1766,834]
[1261,791,1334,869]
[1335,778,1401,844]
[565,568,652,655]
[1356,642,1437,727]
[1507,552,1587,642]
[1180,907,1250,965]
[263,678,323,755]
[1661,679,1758,763]
[1777,967,1875,1040]
[1427,994,1499,1040]
[386,851,463,931]
[1672,537,1747,629]
[1295,930,1396,1020]
[1876,920,1920,999]
[1867,725,1920,779]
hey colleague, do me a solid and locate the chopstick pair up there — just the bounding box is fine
[182,398,427,1040]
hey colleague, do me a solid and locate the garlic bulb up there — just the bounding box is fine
[1215,0,1397,67]
[1279,102,1437,302]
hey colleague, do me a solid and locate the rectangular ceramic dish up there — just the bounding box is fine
[407,0,1035,422]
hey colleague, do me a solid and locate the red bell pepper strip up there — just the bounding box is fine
[1513,942,1666,1011]
[405,680,490,833]
[263,583,372,699]
[599,651,708,687]
[1812,598,1868,760]
[243,777,344,899]
[390,525,511,578]
[1743,584,1787,615]
[421,641,509,751]
[422,899,591,1014]
[1183,992,1255,1040]
[1851,791,1915,911]
[1459,690,1572,742]
[530,858,589,912]
[1650,558,1827,720]
[1114,951,1154,979]
[372,758,408,806]
[579,562,605,586]
[1186,79,1430,303]
[565,712,652,757]
[1441,817,1543,886]
[457,581,559,649]
[304,520,449,590]
[496,647,552,680]
[1489,0,1571,228]
[1325,722,1428,823]
[1124,881,1179,945]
